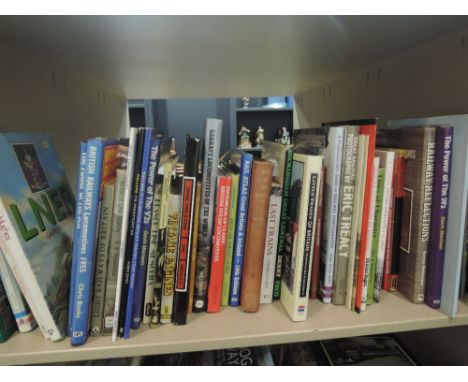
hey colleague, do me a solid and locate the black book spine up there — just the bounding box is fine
[118,128,145,337]
[173,135,201,325]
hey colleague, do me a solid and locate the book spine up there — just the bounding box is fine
[260,184,282,304]
[207,176,232,313]
[188,182,202,314]
[0,249,35,332]
[273,148,293,300]
[131,137,161,329]
[90,183,115,336]
[112,128,138,341]
[193,118,223,312]
[359,157,380,312]
[142,189,161,325]
[320,128,344,303]
[333,128,358,305]
[103,168,126,335]
[68,142,87,336]
[0,200,60,341]
[383,155,404,292]
[374,152,394,302]
[150,161,173,327]
[354,124,376,312]
[367,167,385,304]
[425,127,453,308]
[0,277,16,343]
[160,188,181,323]
[173,135,201,325]
[240,161,274,313]
[310,166,325,299]
[229,153,253,306]
[221,174,239,306]
[71,139,104,345]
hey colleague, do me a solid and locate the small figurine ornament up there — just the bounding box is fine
[238,125,252,148]
[242,97,251,109]
[255,126,265,147]
[280,126,291,145]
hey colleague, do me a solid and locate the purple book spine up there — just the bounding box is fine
[425,126,453,309]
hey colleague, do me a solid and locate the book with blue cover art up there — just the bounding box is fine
[0,132,75,342]
[229,152,253,306]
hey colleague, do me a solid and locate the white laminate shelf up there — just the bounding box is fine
[1,292,468,365]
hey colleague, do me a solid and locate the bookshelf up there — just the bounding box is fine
[1,16,468,365]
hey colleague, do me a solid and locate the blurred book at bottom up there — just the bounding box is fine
[146,346,275,366]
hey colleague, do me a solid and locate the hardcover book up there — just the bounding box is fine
[0,276,16,343]
[281,153,323,321]
[193,118,223,312]
[377,126,436,303]
[240,160,274,313]
[0,132,74,342]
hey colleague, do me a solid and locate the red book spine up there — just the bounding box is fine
[207,176,232,313]
[310,167,325,299]
[354,124,377,312]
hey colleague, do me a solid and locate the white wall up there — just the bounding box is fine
[0,41,127,188]
[294,25,468,365]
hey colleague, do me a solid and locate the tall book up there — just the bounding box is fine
[354,123,377,312]
[377,126,436,303]
[91,143,121,336]
[160,169,183,323]
[332,126,359,305]
[0,132,74,342]
[173,135,201,325]
[281,153,323,321]
[373,150,395,302]
[424,126,453,309]
[221,165,239,306]
[194,118,223,312]
[229,152,253,306]
[103,164,127,335]
[0,249,36,332]
[366,163,385,305]
[188,181,202,313]
[390,116,468,317]
[240,160,274,313]
[346,135,369,310]
[150,141,178,327]
[0,277,16,343]
[207,172,232,313]
[261,141,293,300]
[260,182,282,304]
[112,128,140,341]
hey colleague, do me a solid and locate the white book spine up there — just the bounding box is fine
[320,128,344,303]
[112,129,138,342]
[0,249,35,332]
[359,157,380,312]
[374,151,395,302]
[260,185,282,304]
[0,199,61,340]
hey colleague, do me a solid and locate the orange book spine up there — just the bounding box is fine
[240,160,274,313]
[207,176,232,313]
[354,124,377,312]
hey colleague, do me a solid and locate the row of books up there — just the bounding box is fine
[0,114,467,345]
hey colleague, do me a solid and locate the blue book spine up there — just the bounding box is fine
[70,139,105,346]
[124,128,153,337]
[229,152,253,306]
[131,136,161,329]
[68,142,87,337]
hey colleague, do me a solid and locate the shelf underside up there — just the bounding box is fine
[1,292,468,365]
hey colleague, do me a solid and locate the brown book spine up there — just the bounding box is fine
[240,160,274,313]
[187,182,202,314]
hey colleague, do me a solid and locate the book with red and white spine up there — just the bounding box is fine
[207,173,232,313]
[354,122,377,313]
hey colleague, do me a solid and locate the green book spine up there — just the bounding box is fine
[221,173,239,306]
[367,168,385,304]
[273,148,294,300]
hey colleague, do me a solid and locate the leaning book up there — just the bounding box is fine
[0,132,74,341]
